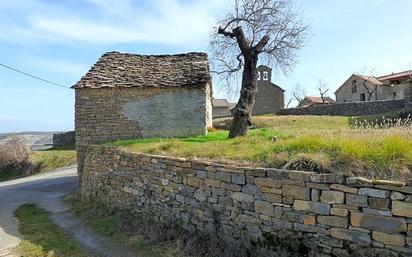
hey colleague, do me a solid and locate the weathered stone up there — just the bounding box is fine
[372,180,406,187]
[306,182,330,190]
[362,208,392,216]
[392,201,412,218]
[333,203,359,211]
[231,174,246,185]
[358,188,390,198]
[221,182,241,192]
[351,212,407,233]
[187,176,200,187]
[261,193,282,203]
[330,184,358,194]
[287,170,313,181]
[294,223,329,234]
[303,215,316,225]
[375,185,412,194]
[254,200,275,216]
[330,228,371,245]
[407,237,412,246]
[320,235,344,248]
[161,179,169,186]
[242,184,261,195]
[346,193,368,207]
[317,216,348,228]
[331,208,348,217]
[232,192,254,203]
[195,169,207,178]
[212,172,231,182]
[282,185,310,200]
[368,197,390,210]
[391,191,406,200]
[346,177,373,187]
[254,177,282,188]
[311,174,344,184]
[194,189,210,202]
[372,231,405,247]
[293,200,331,215]
[320,190,345,204]
[282,212,304,223]
[311,189,320,201]
[247,225,262,242]
[272,218,293,230]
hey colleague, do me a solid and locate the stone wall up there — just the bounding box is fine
[277,99,405,116]
[75,86,211,183]
[81,145,412,256]
[52,131,75,148]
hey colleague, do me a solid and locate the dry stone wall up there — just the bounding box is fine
[81,145,412,256]
[277,99,405,116]
[53,131,75,148]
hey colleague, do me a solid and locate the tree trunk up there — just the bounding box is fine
[229,56,258,138]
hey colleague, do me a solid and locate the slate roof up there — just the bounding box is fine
[212,99,229,107]
[72,51,211,89]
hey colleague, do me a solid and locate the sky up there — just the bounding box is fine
[0,0,411,133]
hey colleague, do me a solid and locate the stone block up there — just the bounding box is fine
[358,188,390,198]
[261,187,282,194]
[293,200,331,215]
[333,204,359,211]
[362,208,392,216]
[282,185,310,200]
[317,216,348,228]
[372,231,405,247]
[391,191,405,200]
[254,200,275,216]
[306,182,330,190]
[392,201,412,218]
[272,218,293,230]
[194,189,210,202]
[287,170,313,181]
[303,215,316,225]
[375,185,412,194]
[311,174,344,184]
[161,179,169,186]
[261,193,282,203]
[293,223,329,234]
[242,184,261,195]
[311,189,320,201]
[231,174,246,185]
[330,227,371,246]
[187,176,200,187]
[282,212,304,223]
[254,177,282,188]
[351,212,407,234]
[372,180,406,187]
[320,190,345,204]
[221,182,241,192]
[368,197,390,210]
[346,193,368,207]
[346,177,373,187]
[319,235,343,248]
[331,208,348,217]
[232,192,254,203]
[213,172,231,182]
[330,184,358,194]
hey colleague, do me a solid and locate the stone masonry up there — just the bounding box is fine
[278,99,405,116]
[52,131,75,148]
[81,145,412,256]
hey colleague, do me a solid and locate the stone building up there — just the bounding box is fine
[212,98,230,118]
[335,70,412,103]
[72,51,212,181]
[253,65,285,115]
[298,96,336,108]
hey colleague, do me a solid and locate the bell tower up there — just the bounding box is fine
[257,65,272,82]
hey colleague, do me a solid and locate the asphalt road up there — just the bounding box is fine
[0,166,78,251]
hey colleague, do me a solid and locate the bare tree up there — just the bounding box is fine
[317,79,329,103]
[211,0,308,138]
[355,66,377,101]
[292,83,306,106]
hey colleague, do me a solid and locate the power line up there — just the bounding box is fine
[0,63,70,89]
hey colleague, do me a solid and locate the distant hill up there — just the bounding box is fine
[0,131,60,150]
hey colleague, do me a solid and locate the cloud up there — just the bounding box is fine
[0,0,229,47]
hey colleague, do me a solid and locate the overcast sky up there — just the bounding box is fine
[0,0,411,132]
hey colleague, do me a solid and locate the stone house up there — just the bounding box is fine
[212,98,231,118]
[253,65,285,115]
[298,96,336,108]
[72,51,212,180]
[335,70,412,103]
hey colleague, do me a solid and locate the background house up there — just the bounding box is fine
[298,96,336,108]
[252,65,285,115]
[212,98,231,118]
[73,51,212,179]
[335,70,412,103]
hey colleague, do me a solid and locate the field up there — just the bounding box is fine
[108,115,412,181]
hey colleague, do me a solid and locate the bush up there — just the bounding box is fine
[0,137,37,174]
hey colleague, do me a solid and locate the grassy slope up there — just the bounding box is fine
[0,150,76,182]
[69,198,185,257]
[14,204,87,257]
[108,115,412,180]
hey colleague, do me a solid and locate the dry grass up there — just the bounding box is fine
[108,115,412,181]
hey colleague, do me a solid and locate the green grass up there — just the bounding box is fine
[0,150,76,182]
[108,115,412,180]
[69,197,186,257]
[14,204,87,257]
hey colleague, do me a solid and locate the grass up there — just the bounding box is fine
[0,150,76,182]
[14,204,87,257]
[69,197,186,257]
[108,115,412,180]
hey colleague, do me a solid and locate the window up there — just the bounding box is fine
[360,93,366,101]
[257,71,261,80]
[393,92,397,99]
[263,71,269,80]
[351,80,357,93]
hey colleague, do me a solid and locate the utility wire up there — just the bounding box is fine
[0,63,70,89]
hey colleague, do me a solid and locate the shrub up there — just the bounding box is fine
[0,137,36,174]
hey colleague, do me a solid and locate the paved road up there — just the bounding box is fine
[0,166,136,257]
[0,166,77,251]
